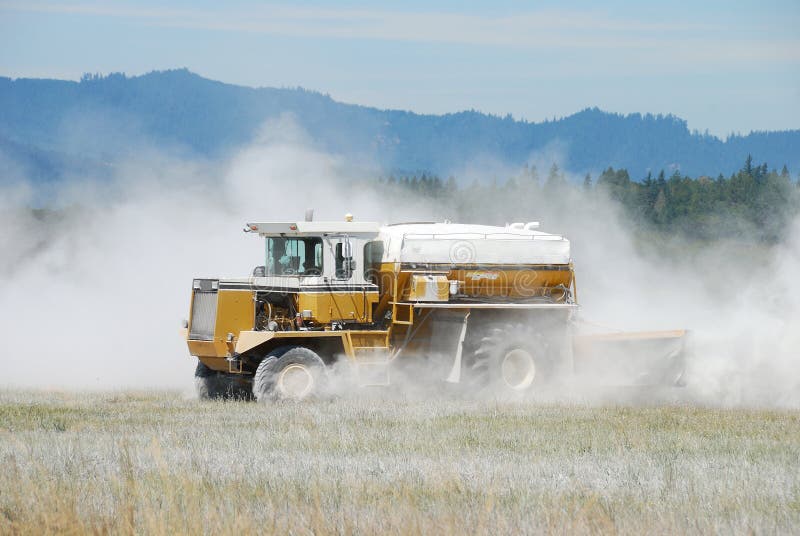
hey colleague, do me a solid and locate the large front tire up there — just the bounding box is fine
[252,347,326,401]
[194,362,251,400]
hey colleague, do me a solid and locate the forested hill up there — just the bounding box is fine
[1,68,798,183]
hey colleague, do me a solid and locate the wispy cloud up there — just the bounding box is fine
[2,1,798,65]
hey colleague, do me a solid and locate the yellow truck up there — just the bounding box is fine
[183,214,687,400]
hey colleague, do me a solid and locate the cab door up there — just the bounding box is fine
[299,236,376,323]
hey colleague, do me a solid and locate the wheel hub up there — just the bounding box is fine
[277,363,315,399]
[501,348,536,390]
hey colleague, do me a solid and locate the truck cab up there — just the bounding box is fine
[244,219,383,327]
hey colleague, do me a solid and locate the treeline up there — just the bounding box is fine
[378,156,800,242]
[3,72,799,182]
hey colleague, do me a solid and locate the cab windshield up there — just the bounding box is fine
[266,237,323,276]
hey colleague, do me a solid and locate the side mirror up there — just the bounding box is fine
[337,237,355,279]
[342,258,354,279]
[343,237,353,259]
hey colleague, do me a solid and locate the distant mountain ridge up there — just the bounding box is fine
[0,68,798,183]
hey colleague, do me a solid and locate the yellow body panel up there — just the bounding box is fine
[346,330,391,353]
[235,330,275,354]
[298,291,378,323]
[197,356,230,371]
[373,263,574,301]
[214,290,255,340]
[196,330,353,372]
[187,339,229,358]
[454,268,572,298]
[235,329,369,356]
[406,274,450,301]
[186,289,254,361]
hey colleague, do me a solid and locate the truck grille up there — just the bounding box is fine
[189,290,218,341]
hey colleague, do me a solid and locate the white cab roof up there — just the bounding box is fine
[246,221,380,237]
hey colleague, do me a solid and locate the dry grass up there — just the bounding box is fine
[0,390,798,535]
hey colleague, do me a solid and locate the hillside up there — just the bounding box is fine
[0,69,798,182]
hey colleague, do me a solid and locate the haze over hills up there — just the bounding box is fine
[0,68,798,184]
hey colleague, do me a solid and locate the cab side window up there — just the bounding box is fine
[363,240,384,284]
[335,242,355,279]
[266,237,322,276]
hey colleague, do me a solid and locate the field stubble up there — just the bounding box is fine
[0,390,798,535]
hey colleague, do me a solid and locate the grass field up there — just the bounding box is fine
[1,390,798,535]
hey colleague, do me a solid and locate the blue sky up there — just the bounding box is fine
[1,0,798,136]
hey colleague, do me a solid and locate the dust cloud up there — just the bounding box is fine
[0,117,434,391]
[0,117,797,407]
[449,164,800,408]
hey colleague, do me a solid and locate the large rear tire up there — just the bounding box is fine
[252,347,326,401]
[468,324,563,396]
